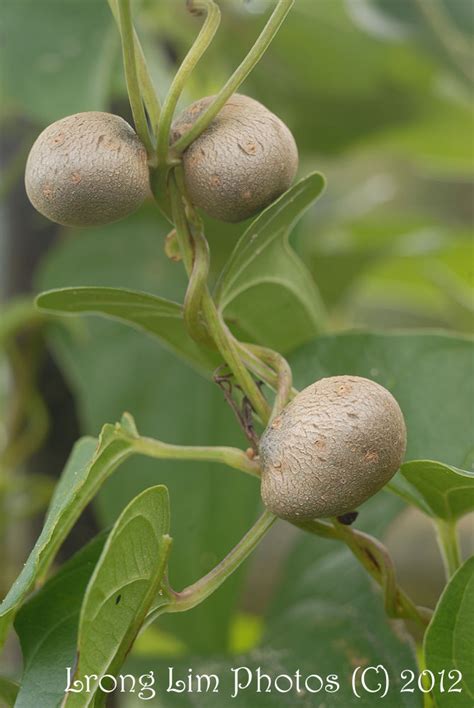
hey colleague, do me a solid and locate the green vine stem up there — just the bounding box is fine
[169,173,271,422]
[117,0,155,158]
[435,518,462,579]
[237,341,295,395]
[183,226,215,349]
[242,343,293,419]
[156,0,221,165]
[107,0,161,137]
[166,509,276,613]
[169,170,214,347]
[294,518,432,627]
[319,519,431,627]
[170,0,295,156]
[132,435,260,477]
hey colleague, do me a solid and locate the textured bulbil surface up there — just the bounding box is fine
[260,376,407,520]
[25,112,149,227]
[171,94,298,222]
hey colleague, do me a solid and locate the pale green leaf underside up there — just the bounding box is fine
[424,557,474,707]
[36,287,218,372]
[65,486,171,707]
[0,415,136,646]
[215,173,327,351]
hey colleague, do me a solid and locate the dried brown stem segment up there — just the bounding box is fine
[260,375,407,521]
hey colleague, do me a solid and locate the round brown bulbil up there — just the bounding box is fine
[171,94,298,222]
[260,375,407,521]
[25,112,149,227]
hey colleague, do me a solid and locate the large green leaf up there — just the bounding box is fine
[14,533,107,708]
[214,173,327,352]
[36,287,218,373]
[289,331,474,468]
[0,0,116,124]
[389,460,474,521]
[0,416,136,645]
[64,486,171,707]
[424,557,474,708]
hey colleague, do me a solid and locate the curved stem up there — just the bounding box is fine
[201,296,271,423]
[243,343,293,419]
[169,174,271,423]
[167,509,276,613]
[107,0,161,136]
[296,517,431,628]
[184,227,216,349]
[117,0,155,157]
[171,0,294,155]
[169,171,213,347]
[156,0,221,164]
[435,518,462,579]
[132,435,260,477]
[332,521,431,627]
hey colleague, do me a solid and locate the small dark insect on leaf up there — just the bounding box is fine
[337,511,359,525]
[115,594,122,605]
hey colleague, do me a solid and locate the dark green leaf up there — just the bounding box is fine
[14,533,107,708]
[215,174,327,352]
[36,287,218,373]
[64,486,171,707]
[289,331,474,468]
[0,417,136,645]
[0,0,116,124]
[0,676,19,707]
[389,460,474,521]
[424,556,474,708]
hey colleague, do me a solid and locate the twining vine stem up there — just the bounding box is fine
[113,0,434,632]
[171,0,295,156]
[117,0,155,157]
[107,0,161,137]
[156,0,221,165]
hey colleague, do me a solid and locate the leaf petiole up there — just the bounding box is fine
[435,518,462,579]
[165,509,276,614]
[171,0,295,155]
[156,0,221,165]
[132,435,260,478]
[117,0,155,158]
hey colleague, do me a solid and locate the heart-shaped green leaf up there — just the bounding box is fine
[36,287,218,372]
[214,173,327,352]
[0,415,136,646]
[389,460,474,521]
[64,486,171,707]
[424,557,474,708]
